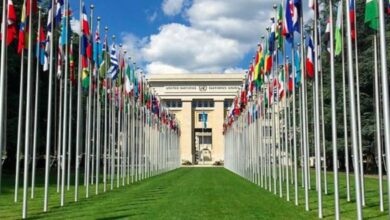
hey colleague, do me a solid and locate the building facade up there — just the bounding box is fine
[147,74,244,164]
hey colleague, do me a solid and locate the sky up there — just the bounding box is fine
[67,0,312,75]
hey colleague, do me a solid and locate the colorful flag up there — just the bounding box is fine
[306,35,315,78]
[55,0,64,25]
[43,1,53,71]
[364,0,379,30]
[36,26,46,65]
[60,9,72,46]
[17,1,27,54]
[57,37,63,78]
[294,50,301,87]
[335,1,343,56]
[69,41,76,85]
[282,0,294,40]
[93,26,102,67]
[349,0,356,40]
[293,0,301,32]
[269,19,276,52]
[125,63,132,94]
[324,19,331,53]
[6,0,17,46]
[107,44,119,80]
[277,4,283,49]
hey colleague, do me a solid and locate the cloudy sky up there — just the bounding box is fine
[69,0,310,74]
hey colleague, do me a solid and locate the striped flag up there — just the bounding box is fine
[349,0,356,40]
[43,1,53,71]
[36,26,46,65]
[282,0,294,40]
[335,1,343,56]
[17,1,27,54]
[293,0,301,33]
[55,0,64,25]
[107,44,119,80]
[305,35,315,78]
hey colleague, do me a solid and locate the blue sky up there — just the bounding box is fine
[67,0,312,74]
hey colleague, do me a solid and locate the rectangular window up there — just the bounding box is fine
[224,99,233,108]
[199,136,212,145]
[192,99,214,108]
[164,99,182,108]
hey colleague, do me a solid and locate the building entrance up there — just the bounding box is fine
[194,128,212,164]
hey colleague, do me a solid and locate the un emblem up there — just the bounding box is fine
[199,86,208,92]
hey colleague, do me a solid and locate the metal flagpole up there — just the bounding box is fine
[329,1,339,218]
[373,34,384,212]
[291,40,298,206]
[96,16,102,195]
[44,0,55,211]
[31,8,42,199]
[85,4,94,198]
[0,0,8,199]
[377,0,390,214]
[22,0,33,217]
[61,0,70,206]
[313,7,323,216]
[103,26,109,192]
[345,0,362,218]
[340,0,350,202]
[75,0,84,202]
[15,50,25,202]
[67,37,74,191]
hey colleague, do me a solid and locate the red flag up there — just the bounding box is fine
[26,0,38,17]
[6,0,17,46]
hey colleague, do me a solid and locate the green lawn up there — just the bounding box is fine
[0,168,388,219]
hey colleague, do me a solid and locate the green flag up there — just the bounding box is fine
[364,0,379,30]
[335,1,343,56]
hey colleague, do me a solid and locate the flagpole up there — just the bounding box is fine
[85,4,94,198]
[291,40,298,206]
[340,0,350,202]
[31,7,42,199]
[103,26,108,192]
[373,34,384,212]
[345,0,362,218]
[95,16,102,195]
[329,1,339,218]
[377,0,390,214]
[299,8,309,211]
[67,36,74,191]
[15,50,25,203]
[0,0,8,200]
[22,0,34,217]
[75,0,84,202]
[60,0,69,206]
[44,0,55,211]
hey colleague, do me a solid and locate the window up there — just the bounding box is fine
[198,113,208,122]
[199,136,212,145]
[262,126,272,137]
[224,99,233,108]
[164,99,182,108]
[192,99,214,108]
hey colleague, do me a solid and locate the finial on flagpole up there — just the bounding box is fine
[90,4,95,10]
[97,16,101,22]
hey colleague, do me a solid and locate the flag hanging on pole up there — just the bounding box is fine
[364,0,379,30]
[294,50,301,87]
[282,0,294,41]
[6,0,17,46]
[335,1,343,56]
[70,41,76,85]
[107,44,119,80]
[349,0,356,40]
[17,1,27,54]
[55,0,64,25]
[81,3,90,89]
[324,19,331,53]
[293,0,301,32]
[57,37,63,78]
[36,26,46,65]
[306,35,315,78]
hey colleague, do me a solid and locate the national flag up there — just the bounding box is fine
[55,0,64,25]
[43,2,53,71]
[17,1,27,54]
[324,19,331,53]
[57,37,63,78]
[335,1,343,56]
[6,0,17,46]
[293,0,301,32]
[269,19,276,52]
[125,64,132,94]
[306,35,315,78]
[70,41,76,85]
[388,0,390,15]
[60,9,72,45]
[107,44,119,80]
[364,0,379,30]
[36,26,46,65]
[277,4,283,49]
[278,67,285,99]
[349,0,356,40]
[81,3,90,58]
[294,50,301,87]
[93,26,102,67]
[282,0,294,40]
[26,0,38,17]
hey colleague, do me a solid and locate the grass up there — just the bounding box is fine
[0,168,388,219]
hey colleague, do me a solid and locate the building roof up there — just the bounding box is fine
[146,73,245,83]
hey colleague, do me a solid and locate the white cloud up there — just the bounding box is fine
[120,33,148,65]
[142,23,244,73]
[147,11,158,23]
[70,18,81,36]
[162,0,185,16]
[146,62,190,74]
